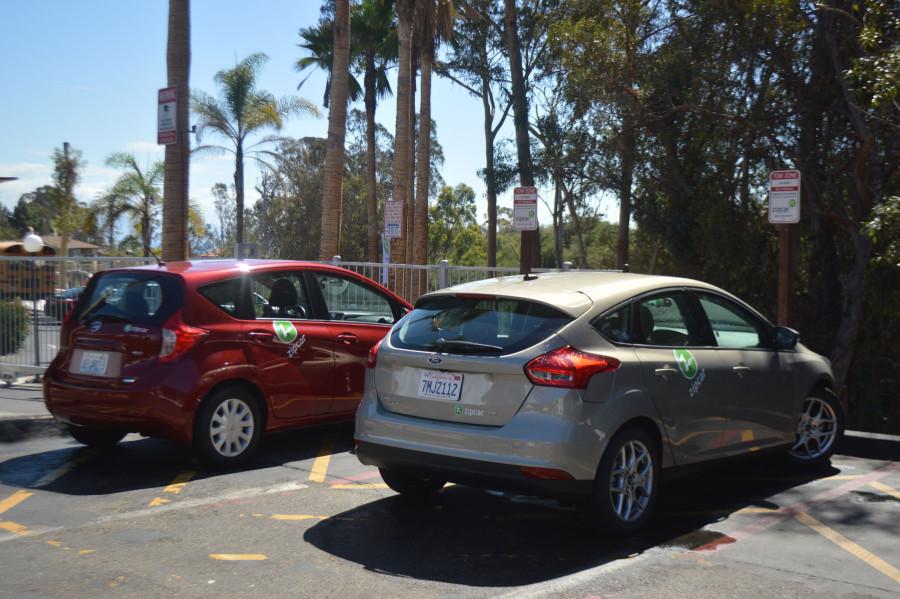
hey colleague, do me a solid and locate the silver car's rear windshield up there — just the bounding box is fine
[392,296,572,355]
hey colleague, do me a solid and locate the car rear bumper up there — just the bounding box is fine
[43,368,195,443]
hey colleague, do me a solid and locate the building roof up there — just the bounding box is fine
[38,236,101,251]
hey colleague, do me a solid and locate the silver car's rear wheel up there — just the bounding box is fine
[609,439,654,523]
[789,394,840,463]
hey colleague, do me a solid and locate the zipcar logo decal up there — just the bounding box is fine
[673,349,698,380]
[273,320,298,344]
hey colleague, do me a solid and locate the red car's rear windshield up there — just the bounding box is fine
[73,271,183,326]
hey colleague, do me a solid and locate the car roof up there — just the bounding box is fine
[419,271,727,317]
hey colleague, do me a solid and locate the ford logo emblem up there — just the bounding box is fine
[428,355,442,365]
[89,321,102,333]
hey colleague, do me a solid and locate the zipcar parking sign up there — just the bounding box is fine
[768,170,801,224]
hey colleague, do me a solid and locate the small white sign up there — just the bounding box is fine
[513,186,538,231]
[384,200,402,238]
[158,87,177,145]
[768,170,801,224]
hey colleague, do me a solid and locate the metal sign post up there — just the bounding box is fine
[769,170,801,325]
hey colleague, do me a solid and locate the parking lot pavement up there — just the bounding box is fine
[0,428,898,598]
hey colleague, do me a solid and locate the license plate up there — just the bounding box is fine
[418,370,464,401]
[79,351,110,376]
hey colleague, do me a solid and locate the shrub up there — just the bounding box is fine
[0,301,29,356]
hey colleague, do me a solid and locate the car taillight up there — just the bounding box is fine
[524,346,620,389]
[159,311,208,363]
[367,337,384,369]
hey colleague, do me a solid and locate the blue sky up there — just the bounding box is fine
[0,0,583,240]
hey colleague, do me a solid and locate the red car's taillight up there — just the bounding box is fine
[524,346,620,389]
[367,337,385,369]
[159,311,208,363]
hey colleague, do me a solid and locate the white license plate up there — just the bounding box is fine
[79,351,110,376]
[418,370,464,401]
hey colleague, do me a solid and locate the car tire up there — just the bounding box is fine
[585,426,660,535]
[68,425,126,448]
[379,468,445,499]
[787,387,844,468]
[194,387,263,468]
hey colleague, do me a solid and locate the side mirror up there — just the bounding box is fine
[774,326,799,350]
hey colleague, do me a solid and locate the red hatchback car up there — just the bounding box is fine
[44,260,411,466]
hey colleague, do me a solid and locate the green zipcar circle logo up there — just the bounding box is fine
[273,320,298,344]
[455,405,463,416]
[673,348,698,380]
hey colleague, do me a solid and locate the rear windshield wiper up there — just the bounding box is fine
[430,339,504,354]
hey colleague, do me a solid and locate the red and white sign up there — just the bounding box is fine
[384,200,403,238]
[768,170,801,224]
[513,186,538,231]
[157,87,177,145]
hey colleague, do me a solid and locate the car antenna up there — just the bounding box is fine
[153,254,166,267]
[523,273,538,281]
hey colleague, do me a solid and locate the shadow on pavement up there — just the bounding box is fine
[304,457,840,587]
[0,422,354,495]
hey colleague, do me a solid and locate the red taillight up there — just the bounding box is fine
[367,337,385,369]
[524,346,620,389]
[159,311,208,363]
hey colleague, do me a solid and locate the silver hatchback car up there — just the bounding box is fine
[355,272,843,533]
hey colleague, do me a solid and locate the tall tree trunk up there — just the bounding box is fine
[413,52,432,266]
[482,76,497,268]
[364,54,379,262]
[142,211,151,257]
[390,1,413,268]
[405,60,417,265]
[60,142,73,265]
[616,117,635,269]
[234,143,245,246]
[553,177,563,267]
[162,0,190,262]
[318,0,351,260]
[503,0,539,272]
[563,184,588,267]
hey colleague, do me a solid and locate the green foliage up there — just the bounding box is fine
[429,184,486,265]
[0,301,28,356]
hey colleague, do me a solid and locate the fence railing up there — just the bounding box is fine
[0,255,582,382]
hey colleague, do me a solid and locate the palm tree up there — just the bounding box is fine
[192,53,318,245]
[297,2,397,261]
[162,0,190,262]
[413,1,455,266]
[318,0,352,260]
[390,0,415,266]
[353,0,397,261]
[104,153,164,257]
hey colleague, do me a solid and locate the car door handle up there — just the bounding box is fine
[337,333,358,345]
[654,366,678,377]
[248,330,274,342]
[732,365,751,377]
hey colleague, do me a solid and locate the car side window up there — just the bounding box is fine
[199,278,245,317]
[634,292,696,346]
[593,305,638,344]
[314,273,395,325]
[250,272,311,320]
[697,294,768,349]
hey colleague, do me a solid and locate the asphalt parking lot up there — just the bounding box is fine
[1,420,899,598]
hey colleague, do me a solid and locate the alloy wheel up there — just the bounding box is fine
[609,439,654,522]
[790,396,838,461]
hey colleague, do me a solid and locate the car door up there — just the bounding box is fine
[310,271,397,415]
[624,290,740,464]
[243,270,334,420]
[691,291,794,449]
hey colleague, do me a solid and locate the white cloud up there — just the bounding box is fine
[124,141,164,157]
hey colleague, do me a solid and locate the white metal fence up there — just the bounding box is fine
[0,255,581,382]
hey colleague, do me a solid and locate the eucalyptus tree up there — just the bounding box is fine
[192,53,318,245]
[103,153,164,257]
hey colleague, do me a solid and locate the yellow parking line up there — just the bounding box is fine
[209,554,267,561]
[795,511,900,584]
[149,470,196,507]
[0,521,29,535]
[828,474,863,481]
[330,483,389,490]
[271,514,326,521]
[0,490,32,515]
[32,449,98,488]
[308,438,335,483]
[869,481,900,501]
